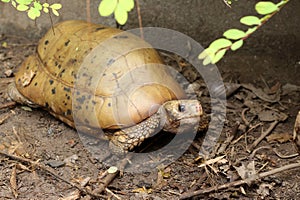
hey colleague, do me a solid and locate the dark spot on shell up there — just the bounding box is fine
[51,88,56,95]
[26,65,30,70]
[63,87,71,92]
[45,102,49,108]
[75,105,82,110]
[55,61,58,66]
[49,79,54,85]
[92,100,96,105]
[76,91,80,95]
[66,109,72,115]
[58,69,65,78]
[113,35,128,39]
[87,95,91,99]
[34,82,38,86]
[44,40,49,45]
[71,71,77,79]
[68,58,77,65]
[103,73,106,76]
[85,105,89,109]
[95,27,105,31]
[84,119,89,124]
[107,58,115,66]
[64,102,67,106]
[58,64,62,69]
[108,102,111,107]
[82,73,88,77]
[76,96,86,104]
[67,96,70,100]
[65,40,70,46]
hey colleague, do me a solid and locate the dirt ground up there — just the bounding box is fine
[0,26,299,200]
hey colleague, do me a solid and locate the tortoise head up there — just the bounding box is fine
[160,99,204,134]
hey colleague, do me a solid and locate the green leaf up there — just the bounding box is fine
[27,7,40,20]
[12,1,17,7]
[223,29,246,40]
[114,4,128,25]
[255,1,278,15]
[34,1,42,10]
[198,50,208,59]
[212,49,226,64]
[1,0,11,3]
[208,38,232,52]
[50,3,62,10]
[245,27,257,35]
[231,40,243,51]
[240,16,261,26]
[16,0,32,5]
[202,55,213,66]
[16,4,28,11]
[51,8,59,16]
[98,0,117,16]
[118,0,134,12]
[42,3,49,8]
[43,7,49,13]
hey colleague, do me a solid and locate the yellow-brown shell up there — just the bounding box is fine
[14,20,186,130]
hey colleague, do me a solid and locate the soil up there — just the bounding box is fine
[0,28,299,200]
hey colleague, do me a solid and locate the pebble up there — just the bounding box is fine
[45,160,65,168]
[4,69,13,77]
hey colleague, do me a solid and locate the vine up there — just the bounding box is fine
[198,0,290,65]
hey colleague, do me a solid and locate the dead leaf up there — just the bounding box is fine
[257,183,274,198]
[258,110,287,122]
[58,190,81,200]
[234,161,257,184]
[242,84,280,103]
[132,187,152,194]
[282,83,300,96]
[266,132,292,143]
[10,165,18,198]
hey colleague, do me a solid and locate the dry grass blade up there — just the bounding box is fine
[10,164,18,198]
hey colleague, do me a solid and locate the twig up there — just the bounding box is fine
[241,108,250,126]
[0,151,107,199]
[0,113,12,125]
[105,188,121,200]
[179,162,300,199]
[0,101,16,110]
[86,0,91,23]
[92,153,133,194]
[250,145,298,160]
[217,122,240,154]
[247,121,279,152]
[135,0,144,39]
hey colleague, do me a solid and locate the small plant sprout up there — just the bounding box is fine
[1,0,62,20]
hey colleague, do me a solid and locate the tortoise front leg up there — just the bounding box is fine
[107,112,162,153]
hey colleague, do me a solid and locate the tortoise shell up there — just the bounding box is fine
[14,20,186,130]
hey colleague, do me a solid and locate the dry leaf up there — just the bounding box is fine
[132,187,152,194]
[58,190,81,200]
[234,161,257,184]
[266,132,292,143]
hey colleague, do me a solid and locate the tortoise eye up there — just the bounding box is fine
[178,104,185,112]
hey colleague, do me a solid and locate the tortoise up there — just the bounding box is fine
[7,20,206,152]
